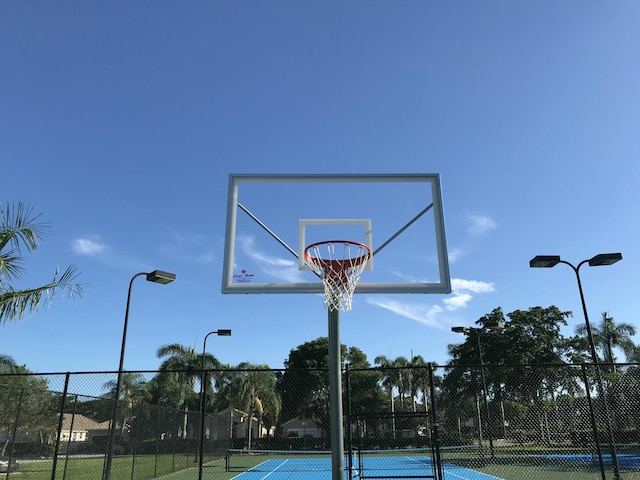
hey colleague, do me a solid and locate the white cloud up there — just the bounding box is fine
[467,213,497,235]
[443,278,495,311]
[447,247,465,263]
[443,293,473,309]
[366,297,444,328]
[367,277,495,328]
[71,234,149,271]
[73,236,107,256]
[450,278,495,294]
[158,231,216,264]
[238,235,305,283]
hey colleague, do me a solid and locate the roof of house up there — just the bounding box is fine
[215,407,248,417]
[281,417,320,428]
[61,413,107,431]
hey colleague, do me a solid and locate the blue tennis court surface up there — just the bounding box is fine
[230,455,502,480]
[539,452,640,469]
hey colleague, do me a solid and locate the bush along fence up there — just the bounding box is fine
[0,363,638,479]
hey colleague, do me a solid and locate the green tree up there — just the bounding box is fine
[345,347,385,417]
[410,355,441,414]
[346,348,385,443]
[215,363,281,447]
[374,354,413,437]
[103,373,150,444]
[0,365,58,456]
[0,202,83,324]
[373,356,400,407]
[0,354,17,373]
[444,306,577,445]
[277,337,348,439]
[156,343,221,439]
[576,311,636,373]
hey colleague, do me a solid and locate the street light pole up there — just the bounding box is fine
[198,329,232,480]
[451,322,502,460]
[103,270,176,480]
[530,253,622,480]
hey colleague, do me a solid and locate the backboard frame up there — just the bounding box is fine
[221,173,451,295]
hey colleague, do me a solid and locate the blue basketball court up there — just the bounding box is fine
[229,454,502,480]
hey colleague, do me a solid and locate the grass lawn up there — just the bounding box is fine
[13,454,232,480]
[10,449,636,480]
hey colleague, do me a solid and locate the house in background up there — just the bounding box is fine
[281,417,322,438]
[207,407,246,441]
[59,413,109,451]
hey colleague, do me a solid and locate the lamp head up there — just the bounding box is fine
[588,253,622,267]
[451,326,469,334]
[217,329,232,336]
[484,321,504,329]
[146,270,176,284]
[529,255,561,268]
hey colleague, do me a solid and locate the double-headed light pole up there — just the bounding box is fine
[530,252,622,480]
[451,321,502,460]
[103,270,176,480]
[198,329,232,480]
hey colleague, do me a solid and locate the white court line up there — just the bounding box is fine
[232,458,290,480]
[260,458,290,479]
[442,463,504,480]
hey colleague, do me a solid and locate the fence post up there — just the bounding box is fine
[6,387,25,480]
[62,395,78,480]
[51,373,70,480]
[427,363,443,480]
[344,363,353,480]
[580,364,606,480]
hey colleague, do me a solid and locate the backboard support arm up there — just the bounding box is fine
[373,203,434,256]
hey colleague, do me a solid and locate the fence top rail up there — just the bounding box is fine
[0,361,637,377]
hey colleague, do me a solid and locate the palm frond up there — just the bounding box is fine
[0,202,50,253]
[0,248,25,281]
[0,265,84,324]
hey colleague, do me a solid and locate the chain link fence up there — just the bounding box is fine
[0,363,638,479]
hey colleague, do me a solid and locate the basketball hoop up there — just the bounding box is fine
[303,240,371,312]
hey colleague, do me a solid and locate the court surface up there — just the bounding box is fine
[229,454,503,480]
[539,452,640,469]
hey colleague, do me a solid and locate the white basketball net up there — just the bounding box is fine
[304,241,371,312]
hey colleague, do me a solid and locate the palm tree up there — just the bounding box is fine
[374,355,402,437]
[103,373,149,442]
[393,356,410,411]
[156,343,221,438]
[103,372,149,404]
[576,312,636,373]
[410,355,430,412]
[215,363,281,447]
[0,354,17,373]
[1,202,83,324]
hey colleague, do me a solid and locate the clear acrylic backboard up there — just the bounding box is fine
[221,174,451,295]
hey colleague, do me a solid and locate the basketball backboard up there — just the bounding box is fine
[221,174,451,295]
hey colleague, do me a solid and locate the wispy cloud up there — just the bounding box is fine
[366,297,444,328]
[467,213,497,235]
[158,231,216,264]
[238,235,305,283]
[443,278,495,310]
[367,277,495,329]
[71,234,147,271]
[73,236,107,256]
[447,247,466,263]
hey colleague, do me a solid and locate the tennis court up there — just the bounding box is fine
[226,448,502,480]
[539,447,640,470]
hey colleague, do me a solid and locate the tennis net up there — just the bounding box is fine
[226,446,441,478]
[355,447,436,479]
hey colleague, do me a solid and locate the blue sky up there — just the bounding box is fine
[2,1,639,374]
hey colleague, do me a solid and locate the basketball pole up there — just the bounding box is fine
[328,307,345,480]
